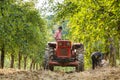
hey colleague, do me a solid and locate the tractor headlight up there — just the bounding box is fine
[66,42,70,46]
[58,42,62,46]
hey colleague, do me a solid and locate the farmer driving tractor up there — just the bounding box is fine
[43,26,84,72]
[54,26,62,41]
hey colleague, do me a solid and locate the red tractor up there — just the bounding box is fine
[43,40,84,72]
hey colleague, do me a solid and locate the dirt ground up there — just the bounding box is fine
[0,66,120,80]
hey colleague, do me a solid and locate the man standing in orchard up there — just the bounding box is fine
[54,26,62,41]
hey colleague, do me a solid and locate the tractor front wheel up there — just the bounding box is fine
[49,66,54,71]
[76,54,84,72]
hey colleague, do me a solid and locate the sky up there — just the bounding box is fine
[23,0,64,15]
[35,0,64,15]
[36,0,64,8]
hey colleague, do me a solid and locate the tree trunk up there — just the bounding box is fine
[0,51,1,68]
[33,62,35,70]
[118,41,120,60]
[10,54,14,68]
[18,52,22,69]
[109,38,116,67]
[36,63,38,70]
[24,56,27,70]
[39,63,41,70]
[30,59,34,70]
[1,45,5,69]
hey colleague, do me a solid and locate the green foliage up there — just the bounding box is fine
[51,0,120,68]
[0,0,48,68]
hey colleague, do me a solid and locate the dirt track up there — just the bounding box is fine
[0,67,120,80]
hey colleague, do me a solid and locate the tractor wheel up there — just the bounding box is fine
[43,47,54,71]
[43,50,49,70]
[49,66,54,71]
[76,54,84,72]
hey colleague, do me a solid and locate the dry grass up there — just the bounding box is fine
[0,67,120,80]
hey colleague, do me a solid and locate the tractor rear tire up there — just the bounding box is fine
[43,48,54,71]
[76,54,84,72]
[43,51,49,70]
